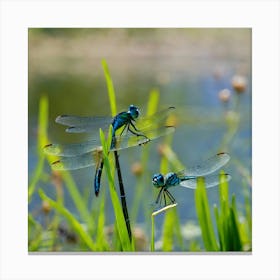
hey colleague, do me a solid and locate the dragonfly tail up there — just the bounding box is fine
[94,160,104,196]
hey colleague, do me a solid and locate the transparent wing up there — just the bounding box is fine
[179,174,231,189]
[177,153,230,177]
[111,126,175,151]
[44,126,175,156]
[135,107,175,130]
[55,106,175,133]
[44,139,100,157]
[55,115,112,133]
[51,151,101,170]
[48,126,175,170]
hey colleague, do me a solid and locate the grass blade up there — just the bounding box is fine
[151,215,155,252]
[38,189,96,251]
[195,177,218,251]
[96,191,110,251]
[229,195,242,251]
[131,89,159,222]
[162,208,178,251]
[100,127,133,251]
[60,172,95,233]
[102,59,117,116]
[29,95,49,200]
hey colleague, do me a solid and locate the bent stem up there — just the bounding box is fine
[151,203,177,251]
[152,203,178,217]
[114,150,132,242]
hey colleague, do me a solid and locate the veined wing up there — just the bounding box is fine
[44,126,175,157]
[111,126,175,151]
[177,153,230,178]
[55,107,175,133]
[136,107,175,130]
[44,139,100,157]
[51,150,102,170]
[56,115,112,133]
[179,174,231,189]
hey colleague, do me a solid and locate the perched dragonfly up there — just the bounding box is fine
[152,152,231,208]
[44,105,175,196]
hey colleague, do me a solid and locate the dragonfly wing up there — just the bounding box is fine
[111,126,175,151]
[44,139,100,156]
[178,153,230,177]
[56,115,112,133]
[179,174,231,189]
[136,107,175,130]
[51,151,100,170]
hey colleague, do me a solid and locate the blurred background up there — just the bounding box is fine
[28,28,251,251]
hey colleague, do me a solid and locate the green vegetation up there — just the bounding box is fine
[28,60,251,252]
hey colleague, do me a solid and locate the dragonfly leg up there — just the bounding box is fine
[129,120,141,132]
[128,125,150,140]
[163,191,167,207]
[165,190,176,204]
[128,121,150,140]
[155,187,164,204]
[159,191,163,207]
[119,124,128,136]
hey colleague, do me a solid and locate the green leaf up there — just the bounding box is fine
[214,204,224,251]
[102,59,117,116]
[29,95,49,200]
[132,89,160,223]
[28,214,43,251]
[195,177,218,251]
[151,215,155,252]
[229,195,242,251]
[214,175,249,251]
[100,128,133,251]
[96,191,110,251]
[38,189,96,251]
[146,88,160,116]
[162,208,183,251]
[60,172,95,234]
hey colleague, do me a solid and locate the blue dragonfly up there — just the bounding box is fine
[152,152,231,208]
[44,105,175,196]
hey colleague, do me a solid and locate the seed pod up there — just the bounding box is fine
[131,161,143,176]
[218,88,231,103]
[41,200,51,214]
[231,75,247,94]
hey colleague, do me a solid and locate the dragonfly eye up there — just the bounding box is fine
[152,173,165,188]
[129,105,139,119]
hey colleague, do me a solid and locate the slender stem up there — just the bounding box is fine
[152,203,177,216]
[113,150,132,241]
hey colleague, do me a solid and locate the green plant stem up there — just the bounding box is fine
[114,150,132,241]
[151,215,155,251]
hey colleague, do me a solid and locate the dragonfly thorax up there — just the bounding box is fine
[165,172,181,188]
[111,105,140,133]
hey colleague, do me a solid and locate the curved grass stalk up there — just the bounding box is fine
[38,189,97,251]
[102,59,133,244]
[195,177,219,251]
[100,127,134,251]
[29,95,49,201]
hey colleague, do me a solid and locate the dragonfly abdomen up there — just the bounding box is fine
[94,161,104,196]
[181,176,198,183]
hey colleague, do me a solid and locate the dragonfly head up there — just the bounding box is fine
[128,105,139,119]
[152,173,165,188]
